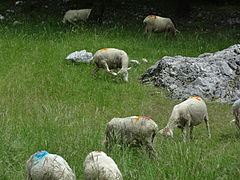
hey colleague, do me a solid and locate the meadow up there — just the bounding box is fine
[0,21,239,179]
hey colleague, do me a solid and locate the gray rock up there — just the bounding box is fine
[140,44,240,103]
[65,50,93,63]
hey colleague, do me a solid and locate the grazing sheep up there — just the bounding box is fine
[92,48,130,82]
[104,116,158,158]
[143,15,179,38]
[232,99,240,130]
[62,9,92,24]
[26,150,76,180]
[83,151,123,180]
[159,96,211,141]
[0,14,4,20]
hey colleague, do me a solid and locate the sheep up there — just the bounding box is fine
[62,9,92,24]
[83,151,123,180]
[232,99,240,130]
[159,96,211,141]
[26,150,76,180]
[104,116,158,158]
[0,14,4,20]
[143,15,179,38]
[92,48,130,82]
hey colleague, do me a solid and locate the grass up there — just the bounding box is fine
[0,21,239,179]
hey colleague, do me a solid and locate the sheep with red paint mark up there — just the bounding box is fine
[232,99,240,130]
[62,9,92,24]
[92,48,130,82]
[159,96,211,141]
[104,116,158,158]
[83,151,123,180]
[143,15,179,38]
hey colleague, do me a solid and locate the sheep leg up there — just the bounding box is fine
[181,127,187,141]
[236,121,240,130]
[68,19,78,26]
[235,113,240,130]
[104,137,113,153]
[204,116,211,138]
[190,126,194,139]
[235,109,240,130]
[104,140,112,152]
[182,114,192,141]
[92,66,100,76]
[144,26,152,39]
[145,138,157,159]
[123,72,128,82]
[146,144,157,159]
[104,128,116,152]
[144,26,149,35]
[233,110,240,130]
[102,61,117,76]
[164,31,169,39]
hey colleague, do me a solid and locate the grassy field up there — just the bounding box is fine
[0,21,239,180]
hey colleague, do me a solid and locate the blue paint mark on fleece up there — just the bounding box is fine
[33,151,49,160]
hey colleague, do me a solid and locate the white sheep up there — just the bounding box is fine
[232,99,240,130]
[0,14,5,20]
[26,151,76,180]
[92,48,130,82]
[159,96,211,141]
[104,116,158,158]
[143,15,179,38]
[83,151,123,180]
[62,9,92,24]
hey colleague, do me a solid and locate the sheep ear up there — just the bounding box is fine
[127,67,132,70]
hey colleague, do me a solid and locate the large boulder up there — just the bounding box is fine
[141,44,240,103]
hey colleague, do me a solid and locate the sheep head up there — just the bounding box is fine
[117,69,129,82]
[159,127,173,138]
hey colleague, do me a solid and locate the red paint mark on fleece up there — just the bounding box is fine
[94,150,102,153]
[131,116,152,120]
[97,48,111,52]
[148,15,157,19]
[190,96,203,101]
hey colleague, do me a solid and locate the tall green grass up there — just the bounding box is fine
[0,22,239,179]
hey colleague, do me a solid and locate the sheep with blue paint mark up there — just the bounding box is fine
[26,151,76,180]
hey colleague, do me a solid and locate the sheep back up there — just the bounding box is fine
[170,96,208,127]
[63,9,92,23]
[83,151,123,180]
[143,15,177,34]
[93,48,129,70]
[105,116,158,146]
